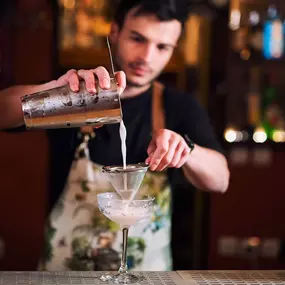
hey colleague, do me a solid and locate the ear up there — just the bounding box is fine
[109,22,119,44]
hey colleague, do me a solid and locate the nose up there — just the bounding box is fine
[139,44,156,63]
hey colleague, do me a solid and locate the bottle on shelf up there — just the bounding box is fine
[263,4,284,60]
[261,73,284,141]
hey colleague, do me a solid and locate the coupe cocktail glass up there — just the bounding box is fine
[97,192,154,283]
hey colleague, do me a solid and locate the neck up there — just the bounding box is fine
[120,83,151,99]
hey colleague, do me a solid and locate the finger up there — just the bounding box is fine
[169,140,185,168]
[176,147,191,168]
[56,69,78,88]
[93,66,110,89]
[149,137,169,171]
[115,71,126,95]
[146,140,156,165]
[145,152,153,165]
[68,71,80,92]
[78,69,96,93]
[156,138,179,171]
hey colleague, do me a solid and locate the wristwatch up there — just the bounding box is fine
[184,134,195,153]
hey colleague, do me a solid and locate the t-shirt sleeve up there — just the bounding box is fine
[176,92,224,154]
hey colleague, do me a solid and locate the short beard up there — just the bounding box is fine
[114,53,156,88]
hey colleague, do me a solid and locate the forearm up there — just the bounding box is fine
[0,80,57,129]
[182,144,230,193]
[0,68,126,130]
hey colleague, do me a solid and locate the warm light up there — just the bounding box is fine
[93,0,104,10]
[249,11,260,26]
[224,128,237,143]
[236,131,244,142]
[62,0,75,9]
[253,127,267,143]
[272,129,285,143]
[184,15,201,66]
[248,237,261,247]
[229,10,241,30]
[240,49,251,60]
[224,128,249,143]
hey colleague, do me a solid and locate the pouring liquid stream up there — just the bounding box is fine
[108,37,133,212]
[119,120,131,212]
[120,120,127,170]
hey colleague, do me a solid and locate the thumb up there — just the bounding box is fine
[146,140,156,165]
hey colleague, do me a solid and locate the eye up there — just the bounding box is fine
[157,44,171,52]
[130,35,145,43]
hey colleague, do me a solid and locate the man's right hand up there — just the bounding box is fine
[52,67,126,95]
[0,67,126,130]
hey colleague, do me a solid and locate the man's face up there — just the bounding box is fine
[111,9,182,87]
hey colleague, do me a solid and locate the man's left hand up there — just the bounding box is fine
[145,129,191,171]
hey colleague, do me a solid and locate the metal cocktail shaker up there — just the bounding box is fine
[21,78,122,129]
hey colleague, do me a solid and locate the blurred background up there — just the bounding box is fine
[1,0,285,271]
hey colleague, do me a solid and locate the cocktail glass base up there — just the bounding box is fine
[98,273,113,282]
[112,273,145,284]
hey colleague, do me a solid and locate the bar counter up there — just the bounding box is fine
[0,270,284,284]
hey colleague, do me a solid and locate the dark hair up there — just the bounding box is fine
[114,0,188,29]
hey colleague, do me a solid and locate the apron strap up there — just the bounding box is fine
[152,81,165,132]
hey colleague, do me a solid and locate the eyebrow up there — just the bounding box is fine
[130,30,176,48]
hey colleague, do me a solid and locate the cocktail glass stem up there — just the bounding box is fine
[118,227,129,275]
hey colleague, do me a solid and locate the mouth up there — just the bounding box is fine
[129,64,151,77]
